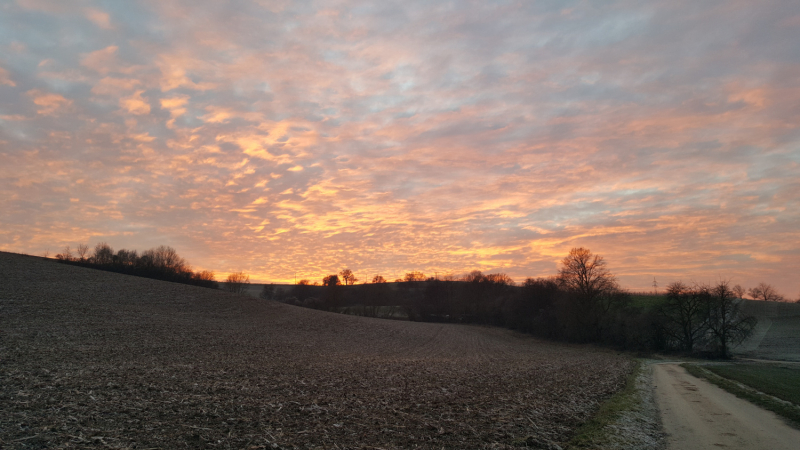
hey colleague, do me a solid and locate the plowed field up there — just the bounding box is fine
[0,252,632,449]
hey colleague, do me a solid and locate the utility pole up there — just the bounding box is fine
[652,277,658,295]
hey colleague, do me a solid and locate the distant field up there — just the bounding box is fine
[734,300,800,361]
[628,294,666,310]
[703,364,800,406]
[0,252,632,449]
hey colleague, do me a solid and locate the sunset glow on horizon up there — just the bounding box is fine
[1,1,799,296]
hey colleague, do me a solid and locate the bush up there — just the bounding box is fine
[224,272,250,295]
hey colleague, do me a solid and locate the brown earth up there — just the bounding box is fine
[0,252,632,449]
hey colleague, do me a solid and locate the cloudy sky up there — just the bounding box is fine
[1,0,798,296]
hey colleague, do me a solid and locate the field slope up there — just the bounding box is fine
[0,252,631,449]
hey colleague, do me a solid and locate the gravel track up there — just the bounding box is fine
[0,252,632,449]
[654,363,800,449]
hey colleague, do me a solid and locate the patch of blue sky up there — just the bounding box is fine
[572,10,653,48]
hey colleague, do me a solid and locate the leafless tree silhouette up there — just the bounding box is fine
[76,244,89,261]
[404,271,426,282]
[707,282,757,358]
[323,274,341,286]
[340,268,357,285]
[93,242,114,265]
[224,272,250,295]
[557,247,625,341]
[55,246,74,261]
[748,282,784,302]
[660,282,709,352]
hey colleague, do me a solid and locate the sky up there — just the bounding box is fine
[1,0,799,297]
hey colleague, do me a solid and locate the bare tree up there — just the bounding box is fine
[485,273,514,285]
[145,245,187,273]
[558,247,617,301]
[732,284,746,299]
[659,282,709,352]
[372,275,387,283]
[463,270,485,283]
[224,272,250,295]
[557,247,624,341]
[76,244,90,261]
[748,282,784,302]
[404,271,426,282]
[93,242,114,265]
[339,268,358,286]
[194,270,216,282]
[323,274,341,286]
[115,249,139,266]
[706,281,757,358]
[55,245,74,261]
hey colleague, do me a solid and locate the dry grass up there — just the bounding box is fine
[0,252,633,449]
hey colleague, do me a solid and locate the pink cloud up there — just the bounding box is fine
[26,89,72,115]
[0,66,15,86]
[80,46,121,75]
[85,8,113,30]
[120,90,151,115]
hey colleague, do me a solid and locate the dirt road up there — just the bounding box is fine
[653,363,800,449]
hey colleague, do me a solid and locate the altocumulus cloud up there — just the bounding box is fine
[0,0,798,295]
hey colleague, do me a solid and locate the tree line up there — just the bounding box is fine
[265,248,761,358]
[52,243,224,289]
[48,242,775,357]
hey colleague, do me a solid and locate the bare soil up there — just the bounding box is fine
[0,252,632,449]
[653,363,800,450]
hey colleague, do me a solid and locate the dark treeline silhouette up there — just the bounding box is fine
[266,248,756,357]
[54,243,219,289]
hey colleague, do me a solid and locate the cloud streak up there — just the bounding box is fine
[1,0,798,296]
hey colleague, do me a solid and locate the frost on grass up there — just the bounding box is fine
[602,363,667,450]
[0,252,632,449]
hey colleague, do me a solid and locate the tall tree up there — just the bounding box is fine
[339,268,357,286]
[706,282,757,358]
[371,275,387,283]
[659,282,709,352]
[557,247,624,341]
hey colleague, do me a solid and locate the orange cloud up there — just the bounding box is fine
[120,90,151,115]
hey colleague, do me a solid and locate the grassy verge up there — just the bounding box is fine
[566,360,643,449]
[703,364,800,405]
[682,363,800,427]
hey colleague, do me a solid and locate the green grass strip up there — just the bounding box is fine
[703,364,800,405]
[566,360,642,449]
[682,363,800,428]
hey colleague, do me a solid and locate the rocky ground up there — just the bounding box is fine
[0,252,633,449]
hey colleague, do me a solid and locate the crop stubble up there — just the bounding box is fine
[0,252,632,449]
